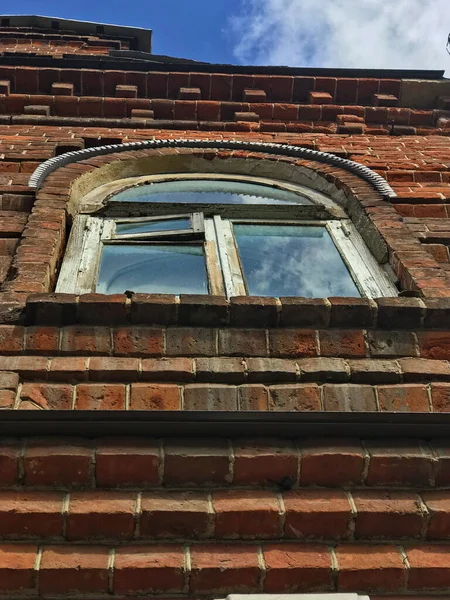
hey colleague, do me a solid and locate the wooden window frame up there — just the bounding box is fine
[57,209,397,298]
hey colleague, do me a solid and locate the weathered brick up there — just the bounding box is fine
[130,383,180,410]
[366,330,418,357]
[233,438,297,486]
[164,439,230,485]
[75,384,126,410]
[96,437,160,487]
[300,438,365,486]
[190,544,260,593]
[0,491,64,537]
[406,545,450,590]
[0,544,37,593]
[140,490,209,538]
[269,329,317,358]
[39,546,109,595]
[218,329,267,356]
[212,490,279,538]
[21,383,73,410]
[365,440,436,486]
[319,330,366,357]
[196,357,246,383]
[263,544,333,592]
[113,327,163,356]
[183,383,238,410]
[336,545,406,591]
[348,359,402,383]
[66,491,135,540]
[378,384,430,412]
[352,490,424,538]
[166,327,216,356]
[269,384,321,411]
[284,490,351,539]
[322,384,377,411]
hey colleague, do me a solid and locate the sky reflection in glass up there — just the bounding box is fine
[233,224,360,297]
[111,179,312,205]
[97,244,208,294]
[115,218,190,235]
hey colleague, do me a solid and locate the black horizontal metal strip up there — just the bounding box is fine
[1,410,450,438]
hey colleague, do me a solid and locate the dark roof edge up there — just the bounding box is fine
[1,410,450,438]
[0,52,444,79]
[0,14,152,53]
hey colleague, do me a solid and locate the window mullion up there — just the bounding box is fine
[327,221,397,298]
[204,219,225,296]
[215,217,246,297]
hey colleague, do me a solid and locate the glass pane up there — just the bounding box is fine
[96,244,208,294]
[110,179,311,205]
[233,224,360,297]
[115,218,191,235]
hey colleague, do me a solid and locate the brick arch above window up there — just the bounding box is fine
[9,140,446,300]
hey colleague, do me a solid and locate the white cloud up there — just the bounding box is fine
[230,0,450,72]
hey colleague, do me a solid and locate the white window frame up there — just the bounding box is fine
[57,211,397,298]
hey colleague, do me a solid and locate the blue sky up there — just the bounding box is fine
[4,0,240,64]
[4,0,450,72]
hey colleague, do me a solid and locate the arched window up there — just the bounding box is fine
[56,172,397,298]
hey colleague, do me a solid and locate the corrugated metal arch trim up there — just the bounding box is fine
[28,138,396,199]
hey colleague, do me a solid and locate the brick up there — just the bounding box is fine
[309,91,333,104]
[0,544,37,593]
[25,326,58,352]
[329,297,376,327]
[376,297,424,329]
[184,383,238,410]
[365,440,436,486]
[353,490,424,538]
[406,545,450,589]
[378,384,430,412]
[141,358,194,382]
[190,544,259,593]
[179,295,228,326]
[323,383,377,411]
[130,383,180,410]
[269,329,317,358]
[113,327,163,356]
[300,438,365,486]
[26,294,78,326]
[39,546,109,595]
[348,359,402,383]
[422,491,450,539]
[431,441,450,486]
[212,490,279,538]
[233,439,297,486]
[263,544,333,592]
[95,437,160,486]
[130,294,177,324]
[0,80,11,95]
[115,84,137,98]
[77,294,127,325]
[24,438,93,487]
[0,325,24,352]
[0,439,20,485]
[0,371,19,390]
[114,545,185,594]
[246,358,297,382]
[0,491,64,537]
[299,358,349,382]
[399,358,450,382]
[366,330,418,357]
[218,329,267,356]
[418,331,450,360]
[430,383,450,412]
[166,327,216,356]
[49,357,87,382]
[230,296,278,327]
[280,298,330,327]
[24,104,51,116]
[269,383,321,411]
[21,383,73,410]
[179,87,201,100]
[75,384,125,410]
[238,384,269,410]
[51,82,73,95]
[284,490,350,539]
[130,108,154,118]
[60,326,111,355]
[373,93,399,107]
[243,88,267,102]
[319,330,366,357]
[336,545,406,591]
[89,357,139,381]
[164,439,230,485]
[196,357,245,383]
[140,490,209,538]
[67,491,135,540]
